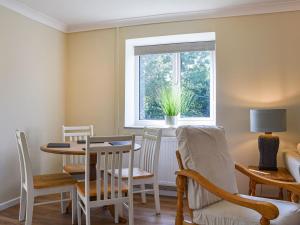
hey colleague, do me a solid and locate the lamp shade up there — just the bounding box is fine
[250,109,287,133]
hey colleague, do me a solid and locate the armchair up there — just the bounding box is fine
[175,126,300,225]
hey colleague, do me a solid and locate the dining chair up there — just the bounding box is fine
[62,125,94,176]
[175,126,300,225]
[109,128,162,214]
[76,135,135,225]
[16,130,77,225]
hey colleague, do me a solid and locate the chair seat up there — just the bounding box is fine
[63,164,85,175]
[33,173,77,189]
[76,180,128,197]
[109,168,154,180]
[193,194,300,225]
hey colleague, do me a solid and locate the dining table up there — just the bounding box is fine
[40,141,141,223]
[40,141,141,179]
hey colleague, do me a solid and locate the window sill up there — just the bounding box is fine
[124,120,216,137]
[125,120,216,130]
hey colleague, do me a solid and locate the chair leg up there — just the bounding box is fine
[114,204,119,224]
[119,202,124,217]
[71,189,77,225]
[25,192,34,225]
[77,194,82,225]
[154,182,161,215]
[61,192,68,214]
[128,193,134,225]
[86,207,91,225]
[19,187,26,221]
[140,184,146,203]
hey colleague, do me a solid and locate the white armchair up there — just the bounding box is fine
[175,126,300,225]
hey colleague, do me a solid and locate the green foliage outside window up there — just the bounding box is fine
[139,51,211,120]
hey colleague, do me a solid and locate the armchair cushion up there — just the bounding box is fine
[283,150,300,182]
[193,195,300,225]
[176,126,238,209]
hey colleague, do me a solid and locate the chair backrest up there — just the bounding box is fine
[84,135,135,204]
[16,130,33,191]
[176,126,238,210]
[62,125,94,165]
[62,125,94,142]
[139,128,162,175]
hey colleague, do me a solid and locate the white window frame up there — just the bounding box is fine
[125,33,216,128]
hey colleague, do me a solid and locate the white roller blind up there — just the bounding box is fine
[134,41,215,56]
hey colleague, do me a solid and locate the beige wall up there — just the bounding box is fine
[66,11,300,194]
[0,6,66,202]
[66,29,116,135]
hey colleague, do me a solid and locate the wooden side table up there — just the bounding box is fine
[248,166,295,201]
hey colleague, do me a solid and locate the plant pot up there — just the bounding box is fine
[165,116,178,126]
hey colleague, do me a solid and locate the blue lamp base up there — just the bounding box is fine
[258,134,279,171]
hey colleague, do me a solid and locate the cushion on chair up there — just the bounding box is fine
[193,194,300,225]
[176,126,238,209]
[283,150,300,182]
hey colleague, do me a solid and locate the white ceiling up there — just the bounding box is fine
[1,0,300,32]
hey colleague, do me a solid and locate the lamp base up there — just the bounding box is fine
[258,134,279,171]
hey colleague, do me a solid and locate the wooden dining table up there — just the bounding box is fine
[40,141,141,223]
[40,141,141,180]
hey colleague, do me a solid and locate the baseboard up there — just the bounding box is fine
[0,197,19,211]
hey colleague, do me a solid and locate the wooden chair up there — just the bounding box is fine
[62,125,94,176]
[109,128,162,214]
[175,126,300,225]
[16,130,77,225]
[76,135,135,225]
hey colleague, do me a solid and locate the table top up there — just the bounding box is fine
[41,142,141,155]
[248,166,295,182]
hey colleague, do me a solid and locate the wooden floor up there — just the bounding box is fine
[0,195,181,225]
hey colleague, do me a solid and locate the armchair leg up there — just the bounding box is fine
[176,175,185,225]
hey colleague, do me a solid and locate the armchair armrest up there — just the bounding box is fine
[235,163,300,196]
[176,169,279,221]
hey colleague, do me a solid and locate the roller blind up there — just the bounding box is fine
[134,40,215,56]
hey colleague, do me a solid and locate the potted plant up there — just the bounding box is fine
[158,87,193,126]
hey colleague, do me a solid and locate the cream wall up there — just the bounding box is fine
[66,11,300,194]
[66,29,116,135]
[0,6,66,203]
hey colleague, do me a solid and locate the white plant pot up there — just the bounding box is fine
[165,116,178,126]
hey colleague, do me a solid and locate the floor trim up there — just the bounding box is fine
[0,197,19,211]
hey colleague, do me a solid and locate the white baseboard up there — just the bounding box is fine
[0,197,20,211]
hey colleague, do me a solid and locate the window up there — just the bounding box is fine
[125,33,216,127]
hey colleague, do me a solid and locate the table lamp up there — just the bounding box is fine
[250,109,287,171]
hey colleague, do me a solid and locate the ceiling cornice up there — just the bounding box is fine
[67,0,300,32]
[0,0,67,32]
[1,0,300,33]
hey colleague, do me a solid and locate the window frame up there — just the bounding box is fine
[125,33,216,128]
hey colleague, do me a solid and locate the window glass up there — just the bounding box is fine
[138,51,212,120]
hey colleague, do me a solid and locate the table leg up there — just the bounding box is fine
[278,188,284,200]
[249,180,256,196]
[248,180,252,195]
[287,190,292,201]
